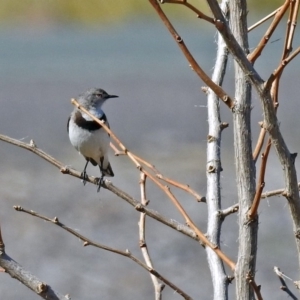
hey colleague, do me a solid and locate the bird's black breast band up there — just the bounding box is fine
[70,111,108,132]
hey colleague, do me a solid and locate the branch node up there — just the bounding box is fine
[37,283,48,294]
[60,167,70,174]
[13,205,22,211]
[220,122,229,130]
[135,204,144,212]
[201,86,209,94]
[207,165,216,173]
[294,229,300,239]
[139,241,146,248]
[29,139,36,148]
[83,241,90,247]
[207,135,217,143]
[53,217,59,223]
[175,35,183,43]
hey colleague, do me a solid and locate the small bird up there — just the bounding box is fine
[67,88,118,192]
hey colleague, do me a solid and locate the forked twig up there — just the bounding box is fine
[14,206,192,300]
[246,272,263,300]
[274,266,298,300]
[248,1,290,63]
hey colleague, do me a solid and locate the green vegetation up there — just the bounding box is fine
[0,0,287,25]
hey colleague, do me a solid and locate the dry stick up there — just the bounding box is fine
[248,6,283,32]
[287,0,300,52]
[156,174,205,202]
[14,206,192,300]
[0,225,68,300]
[160,0,215,24]
[70,100,233,270]
[148,0,235,109]
[138,173,165,299]
[129,149,204,202]
[246,272,263,300]
[274,266,298,300]
[218,204,239,220]
[0,134,198,242]
[248,153,267,220]
[265,46,300,91]
[252,123,267,163]
[248,0,290,63]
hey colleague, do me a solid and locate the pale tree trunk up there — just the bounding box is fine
[230,1,258,299]
[205,1,229,299]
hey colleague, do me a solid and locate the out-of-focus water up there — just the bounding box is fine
[0,20,299,299]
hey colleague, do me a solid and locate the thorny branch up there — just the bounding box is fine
[14,206,192,300]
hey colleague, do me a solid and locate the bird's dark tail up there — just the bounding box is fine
[101,162,114,177]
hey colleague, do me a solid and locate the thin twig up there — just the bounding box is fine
[161,0,215,24]
[246,272,263,300]
[248,6,283,32]
[252,122,267,163]
[248,152,268,219]
[274,266,298,300]
[14,206,192,300]
[248,1,290,63]
[266,46,300,90]
[218,204,239,220]
[139,173,165,299]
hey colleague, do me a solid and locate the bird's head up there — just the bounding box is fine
[79,88,118,110]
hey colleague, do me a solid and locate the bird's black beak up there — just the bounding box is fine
[107,94,118,99]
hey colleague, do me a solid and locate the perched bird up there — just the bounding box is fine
[68,88,118,192]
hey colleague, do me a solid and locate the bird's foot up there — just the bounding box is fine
[80,171,88,186]
[97,175,104,193]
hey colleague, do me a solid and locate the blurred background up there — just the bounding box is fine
[0,1,299,299]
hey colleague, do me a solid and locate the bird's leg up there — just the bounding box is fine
[97,174,104,193]
[81,160,89,185]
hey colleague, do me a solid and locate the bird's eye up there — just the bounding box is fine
[95,93,102,97]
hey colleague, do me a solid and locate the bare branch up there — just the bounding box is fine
[138,174,165,299]
[274,266,298,300]
[218,204,239,220]
[0,225,68,300]
[248,1,290,63]
[248,6,283,32]
[246,272,263,300]
[0,134,198,242]
[14,206,192,300]
[160,0,215,24]
[205,0,230,298]
[148,0,235,109]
